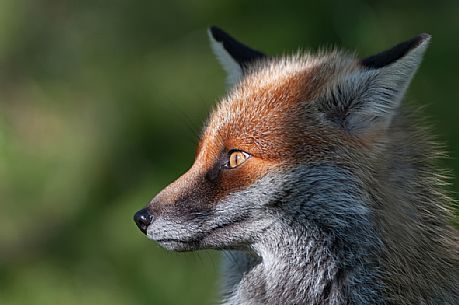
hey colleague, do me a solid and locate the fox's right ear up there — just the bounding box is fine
[320,33,430,135]
[208,26,266,87]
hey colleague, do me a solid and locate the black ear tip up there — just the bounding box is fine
[361,33,431,69]
[209,25,225,42]
[399,33,431,53]
[207,25,266,68]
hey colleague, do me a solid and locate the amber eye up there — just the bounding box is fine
[227,150,250,169]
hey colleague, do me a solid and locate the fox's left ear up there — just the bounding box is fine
[322,33,431,134]
[208,26,266,87]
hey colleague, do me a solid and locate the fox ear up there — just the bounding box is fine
[208,26,266,87]
[322,33,431,134]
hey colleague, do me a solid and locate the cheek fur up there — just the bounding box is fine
[214,157,277,201]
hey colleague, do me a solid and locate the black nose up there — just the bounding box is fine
[133,208,153,235]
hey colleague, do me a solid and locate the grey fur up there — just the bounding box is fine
[219,166,385,305]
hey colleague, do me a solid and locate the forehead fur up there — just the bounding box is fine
[200,50,359,160]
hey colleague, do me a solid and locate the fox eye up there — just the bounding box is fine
[226,150,250,169]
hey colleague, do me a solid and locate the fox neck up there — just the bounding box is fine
[234,216,382,305]
[250,222,339,304]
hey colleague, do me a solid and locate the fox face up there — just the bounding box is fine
[134,27,430,252]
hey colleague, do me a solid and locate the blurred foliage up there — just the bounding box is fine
[0,0,458,304]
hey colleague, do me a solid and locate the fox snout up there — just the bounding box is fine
[131,162,225,252]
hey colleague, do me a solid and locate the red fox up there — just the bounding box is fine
[134,26,459,305]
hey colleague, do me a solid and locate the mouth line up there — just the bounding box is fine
[155,238,193,244]
[154,238,198,252]
[151,214,251,250]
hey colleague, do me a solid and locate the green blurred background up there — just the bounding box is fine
[0,1,458,304]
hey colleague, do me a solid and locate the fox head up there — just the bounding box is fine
[134,27,430,252]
